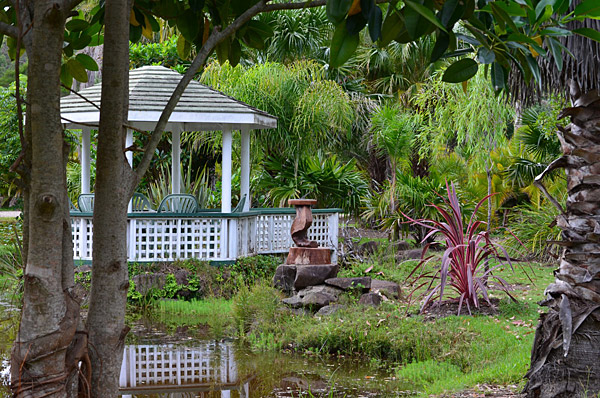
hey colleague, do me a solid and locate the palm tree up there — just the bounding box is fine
[520,13,600,398]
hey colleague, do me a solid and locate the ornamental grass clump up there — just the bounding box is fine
[406,182,515,315]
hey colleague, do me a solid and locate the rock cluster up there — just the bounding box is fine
[274,272,401,315]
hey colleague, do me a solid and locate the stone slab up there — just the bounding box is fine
[301,291,336,310]
[286,247,331,265]
[325,277,371,292]
[298,284,343,299]
[370,279,401,299]
[274,264,297,292]
[359,292,382,307]
[294,264,338,289]
[315,304,345,317]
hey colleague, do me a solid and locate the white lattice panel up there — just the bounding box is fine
[120,343,237,389]
[71,217,93,261]
[130,218,222,262]
[71,211,339,263]
[235,217,257,257]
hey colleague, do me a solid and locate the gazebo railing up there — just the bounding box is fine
[71,208,340,263]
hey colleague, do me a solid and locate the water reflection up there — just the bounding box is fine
[119,342,250,398]
[0,299,398,398]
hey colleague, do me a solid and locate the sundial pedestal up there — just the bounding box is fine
[274,199,338,292]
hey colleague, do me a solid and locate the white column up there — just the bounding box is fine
[126,129,133,213]
[125,129,133,167]
[221,129,232,213]
[172,126,181,194]
[81,128,91,194]
[240,128,250,211]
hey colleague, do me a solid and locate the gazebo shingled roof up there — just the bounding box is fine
[60,65,277,131]
[61,65,277,212]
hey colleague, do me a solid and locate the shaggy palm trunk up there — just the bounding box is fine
[10,2,86,397]
[525,88,600,397]
[86,0,135,395]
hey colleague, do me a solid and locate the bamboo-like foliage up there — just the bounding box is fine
[200,60,354,162]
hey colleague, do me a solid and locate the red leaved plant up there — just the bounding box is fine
[405,181,515,315]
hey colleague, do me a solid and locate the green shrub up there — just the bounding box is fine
[232,282,283,336]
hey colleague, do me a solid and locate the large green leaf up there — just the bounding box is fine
[439,0,461,28]
[327,0,353,24]
[216,39,230,64]
[66,18,90,32]
[368,5,383,41]
[346,12,367,35]
[379,8,403,46]
[246,20,274,40]
[573,27,600,43]
[546,37,563,71]
[75,54,99,71]
[524,54,541,87]
[361,0,375,19]
[72,33,92,50]
[404,0,447,32]
[490,62,506,91]
[442,58,478,83]
[574,0,600,17]
[229,39,241,67]
[404,2,437,40]
[477,47,495,64]
[489,2,518,32]
[330,20,360,68]
[177,13,200,42]
[60,64,73,88]
[534,0,556,19]
[177,35,191,59]
[242,30,265,49]
[430,31,450,62]
[67,58,88,83]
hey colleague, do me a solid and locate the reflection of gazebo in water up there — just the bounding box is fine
[61,66,340,263]
[119,343,250,397]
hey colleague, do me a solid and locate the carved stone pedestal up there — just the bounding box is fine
[286,247,331,265]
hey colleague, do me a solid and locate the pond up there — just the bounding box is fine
[0,300,405,398]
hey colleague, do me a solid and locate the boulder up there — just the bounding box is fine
[301,291,336,310]
[357,240,380,256]
[359,292,382,307]
[397,248,424,261]
[282,295,303,309]
[298,284,343,299]
[294,264,338,289]
[370,279,401,299]
[325,277,371,292]
[394,241,410,251]
[315,304,345,316]
[274,264,297,293]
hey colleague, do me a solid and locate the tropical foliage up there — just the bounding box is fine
[407,182,514,315]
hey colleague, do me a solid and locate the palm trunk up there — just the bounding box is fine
[524,88,600,397]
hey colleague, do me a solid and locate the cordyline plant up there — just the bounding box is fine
[406,181,515,315]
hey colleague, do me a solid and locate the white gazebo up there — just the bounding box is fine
[61,66,340,264]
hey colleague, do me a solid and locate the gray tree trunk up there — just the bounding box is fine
[524,88,600,397]
[86,0,135,396]
[10,1,86,397]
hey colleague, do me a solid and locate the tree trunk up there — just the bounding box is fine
[86,0,135,395]
[524,88,600,397]
[10,2,85,397]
